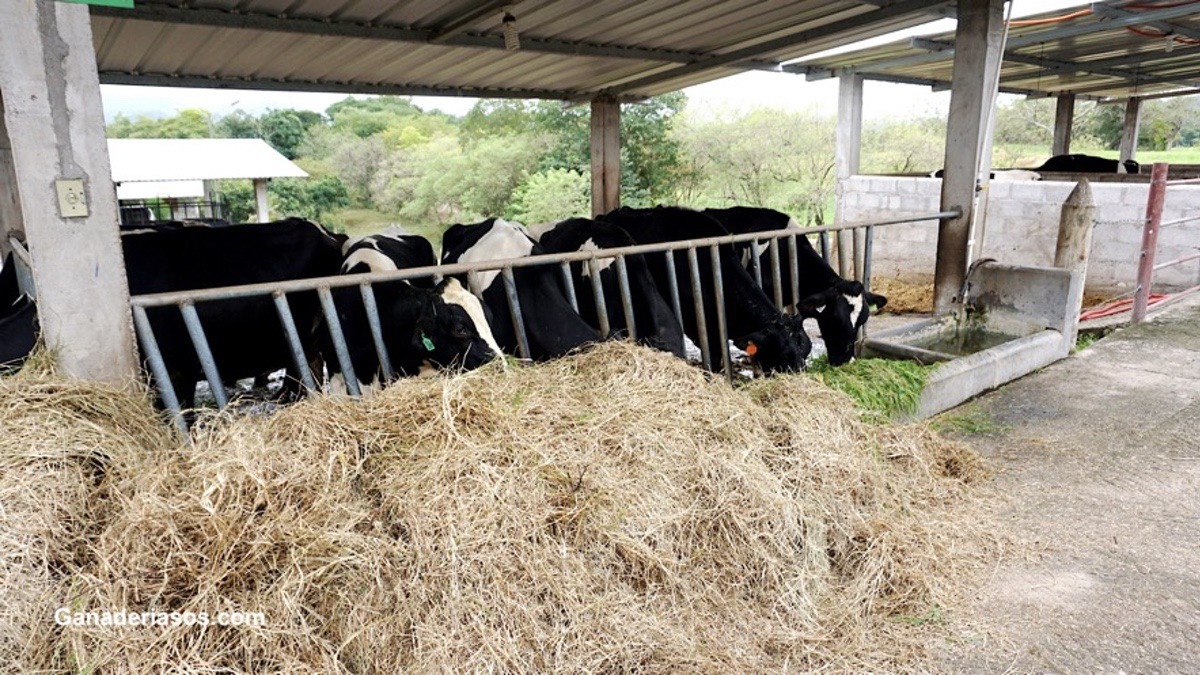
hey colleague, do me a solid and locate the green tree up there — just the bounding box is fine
[269,175,350,221]
[508,168,589,225]
[259,109,311,158]
[215,110,261,138]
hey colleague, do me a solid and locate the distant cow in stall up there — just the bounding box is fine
[1034,154,1140,174]
[325,228,501,392]
[704,206,887,367]
[0,252,37,369]
[538,217,687,358]
[599,206,811,374]
[441,218,599,360]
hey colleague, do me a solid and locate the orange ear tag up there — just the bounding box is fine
[745,342,758,356]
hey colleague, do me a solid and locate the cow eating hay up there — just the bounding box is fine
[1,342,993,673]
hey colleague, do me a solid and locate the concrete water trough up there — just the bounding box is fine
[864,262,1082,419]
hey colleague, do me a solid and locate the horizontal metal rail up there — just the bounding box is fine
[1153,249,1200,272]
[1158,213,1200,229]
[128,212,958,308]
[127,211,950,425]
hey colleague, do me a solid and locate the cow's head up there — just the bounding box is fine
[799,280,887,366]
[412,278,502,371]
[734,315,812,374]
[1122,159,1140,175]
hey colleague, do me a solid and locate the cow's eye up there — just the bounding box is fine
[451,324,472,339]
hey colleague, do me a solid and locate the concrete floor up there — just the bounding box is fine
[927,293,1200,673]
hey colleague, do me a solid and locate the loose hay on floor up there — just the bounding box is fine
[0,342,992,673]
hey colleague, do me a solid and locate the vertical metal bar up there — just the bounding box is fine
[749,239,763,288]
[819,231,830,264]
[614,255,637,341]
[271,292,317,393]
[131,305,187,435]
[467,270,484,299]
[587,259,611,337]
[559,262,579,313]
[863,225,875,296]
[686,246,712,370]
[788,234,801,311]
[709,245,733,382]
[501,267,533,359]
[317,286,361,396]
[359,282,395,382]
[852,227,864,281]
[1133,162,1170,324]
[663,250,683,326]
[768,237,784,311]
[836,230,852,278]
[178,302,229,408]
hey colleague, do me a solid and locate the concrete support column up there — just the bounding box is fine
[933,0,1007,315]
[1052,94,1075,156]
[834,70,864,279]
[0,0,137,384]
[590,98,620,217]
[253,178,270,223]
[0,105,22,259]
[1119,97,1142,167]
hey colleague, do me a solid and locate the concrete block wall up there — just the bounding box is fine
[841,176,1200,293]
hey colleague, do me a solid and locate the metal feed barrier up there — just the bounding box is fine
[1132,163,1200,324]
[129,213,954,433]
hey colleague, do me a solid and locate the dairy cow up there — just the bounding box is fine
[599,206,811,374]
[326,229,500,391]
[539,217,686,358]
[1035,154,1139,174]
[704,206,886,367]
[441,218,599,360]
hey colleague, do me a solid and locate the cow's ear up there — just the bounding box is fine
[865,291,888,311]
[798,288,836,318]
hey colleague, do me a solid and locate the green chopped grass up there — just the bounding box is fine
[807,356,933,422]
[931,406,1011,435]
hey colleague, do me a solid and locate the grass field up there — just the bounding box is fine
[325,208,450,248]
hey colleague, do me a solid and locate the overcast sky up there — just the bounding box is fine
[99,0,1089,124]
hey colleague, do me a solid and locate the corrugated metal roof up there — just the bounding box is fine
[89,0,955,100]
[115,180,206,200]
[789,0,1200,101]
[108,139,309,182]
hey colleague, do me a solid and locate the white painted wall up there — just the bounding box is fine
[843,176,1200,293]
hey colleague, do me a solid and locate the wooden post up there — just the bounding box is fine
[1119,98,1142,167]
[933,0,1007,314]
[834,70,863,279]
[0,0,137,384]
[253,178,270,223]
[590,98,620,217]
[1054,179,1094,349]
[1052,94,1075,156]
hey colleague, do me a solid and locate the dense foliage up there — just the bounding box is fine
[106,92,1199,236]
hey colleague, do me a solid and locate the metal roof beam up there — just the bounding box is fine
[97,71,645,103]
[794,2,1200,79]
[1056,70,1200,96]
[89,3,782,72]
[428,0,513,44]
[597,0,951,95]
[1098,87,1200,104]
[1092,3,1200,42]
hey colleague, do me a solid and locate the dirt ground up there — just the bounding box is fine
[921,294,1200,672]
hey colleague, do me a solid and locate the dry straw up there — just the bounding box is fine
[1,342,991,673]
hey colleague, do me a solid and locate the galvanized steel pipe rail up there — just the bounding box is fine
[128,211,955,432]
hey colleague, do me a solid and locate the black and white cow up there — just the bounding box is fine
[0,252,36,369]
[704,206,887,367]
[1035,154,1140,174]
[539,217,686,358]
[123,217,345,408]
[598,206,811,374]
[930,168,1042,181]
[441,218,599,360]
[327,229,500,391]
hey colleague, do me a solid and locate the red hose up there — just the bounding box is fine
[1080,293,1168,321]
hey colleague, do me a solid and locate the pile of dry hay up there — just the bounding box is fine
[1,342,991,673]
